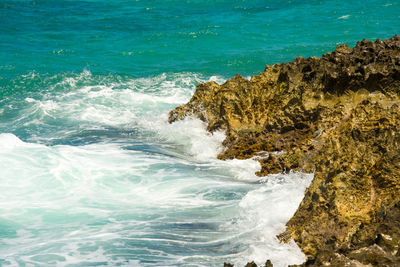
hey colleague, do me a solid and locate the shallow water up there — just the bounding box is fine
[1,0,399,266]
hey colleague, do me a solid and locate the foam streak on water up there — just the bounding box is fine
[0,72,311,266]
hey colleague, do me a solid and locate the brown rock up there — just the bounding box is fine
[170,35,400,266]
[283,101,400,266]
[244,261,258,267]
[169,35,400,177]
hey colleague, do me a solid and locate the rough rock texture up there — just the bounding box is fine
[279,100,400,266]
[169,36,400,266]
[224,260,274,267]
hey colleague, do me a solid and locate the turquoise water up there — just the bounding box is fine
[0,1,399,266]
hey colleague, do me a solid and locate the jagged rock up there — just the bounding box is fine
[280,100,400,266]
[170,35,400,176]
[244,261,258,267]
[170,36,400,266]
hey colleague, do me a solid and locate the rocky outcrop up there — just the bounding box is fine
[169,35,400,266]
[224,260,273,267]
[279,100,400,266]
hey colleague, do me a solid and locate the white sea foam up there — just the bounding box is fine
[15,72,225,132]
[338,14,350,19]
[230,172,312,266]
[0,133,25,150]
[139,114,226,161]
[0,72,311,266]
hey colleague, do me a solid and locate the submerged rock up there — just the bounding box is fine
[169,35,400,266]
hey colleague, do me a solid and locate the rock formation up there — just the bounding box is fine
[169,35,400,266]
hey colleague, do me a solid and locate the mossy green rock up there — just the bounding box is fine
[169,36,400,266]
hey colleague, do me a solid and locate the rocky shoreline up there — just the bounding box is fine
[169,35,400,266]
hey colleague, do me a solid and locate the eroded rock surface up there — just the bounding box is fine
[280,100,400,266]
[169,36,400,266]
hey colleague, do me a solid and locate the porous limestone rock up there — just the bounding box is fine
[280,100,400,266]
[169,35,400,266]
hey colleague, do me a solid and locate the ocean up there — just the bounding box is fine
[0,0,398,266]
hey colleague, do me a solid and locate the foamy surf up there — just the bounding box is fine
[0,72,311,266]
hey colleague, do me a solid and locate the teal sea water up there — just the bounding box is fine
[0,1,399,266]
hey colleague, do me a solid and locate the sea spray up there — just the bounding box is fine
[0,72,312,266]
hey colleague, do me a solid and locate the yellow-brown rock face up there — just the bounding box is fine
[280,100,400,266]
[169,36,400,266]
